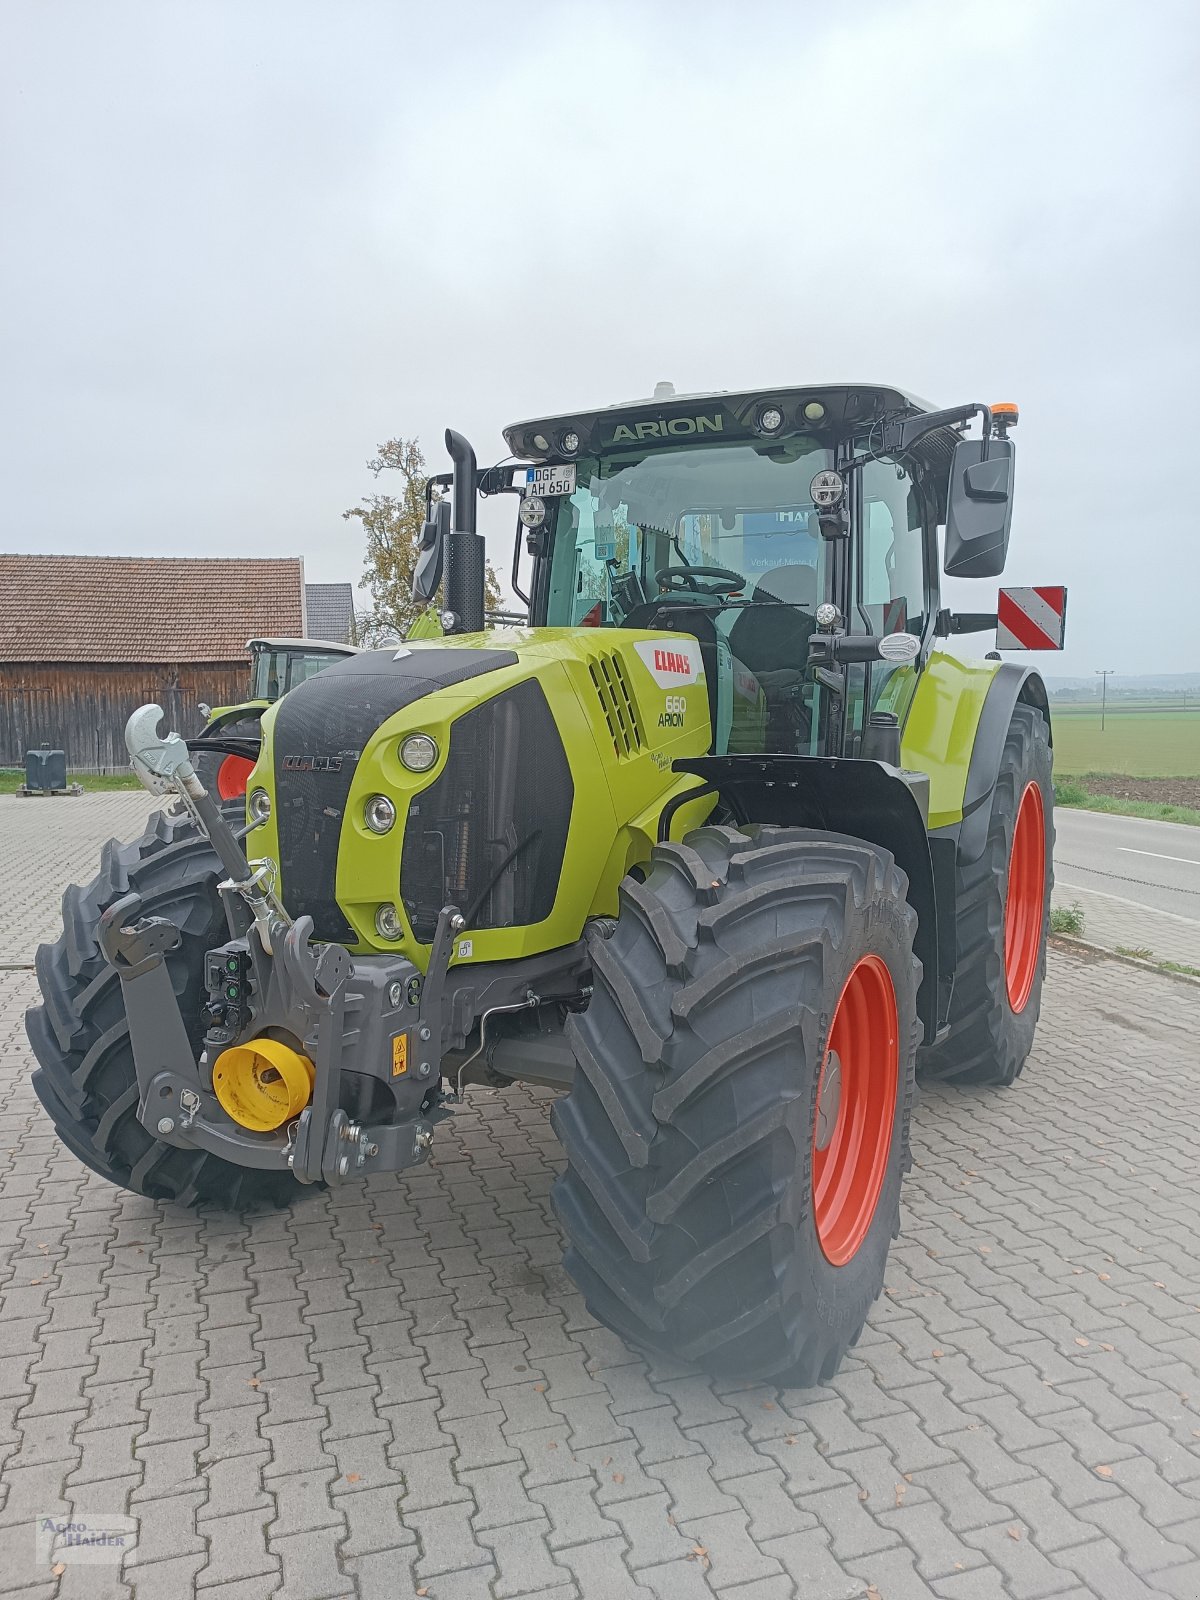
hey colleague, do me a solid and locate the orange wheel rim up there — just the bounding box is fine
[216,754,255,801]
[812,955,899,1267]
[1004,782,1045,1014]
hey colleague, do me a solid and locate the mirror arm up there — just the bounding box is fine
[511,506,531,607]
[888,402,993,455]
[852,403,995,472]
[935,608,1000,637]
[424,471,453,516]
[479,463,528,497]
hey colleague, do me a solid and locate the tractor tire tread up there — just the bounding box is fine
[919,704,1053,1087]
[554,823,920,1386]
[25,805,297,1209]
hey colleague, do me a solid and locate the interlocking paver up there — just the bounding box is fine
[480,1516,574,1596]
[5,796,1200,1597]
[555,1535,655,1598]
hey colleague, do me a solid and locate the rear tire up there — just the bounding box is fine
[920,703,1053,1087]
[25,806,298,1209]
[553,824,921,1386]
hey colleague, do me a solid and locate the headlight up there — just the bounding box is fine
[400,734,439,773]
[561,430,581,454]
[364,794,396,834]
[757,404,784,434]
[519,495,547,529]
[375,903,403,941]
[248,787,271,823]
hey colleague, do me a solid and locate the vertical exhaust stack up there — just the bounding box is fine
[443,429,485,635]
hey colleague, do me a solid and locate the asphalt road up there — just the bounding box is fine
[1053,806,1200,925]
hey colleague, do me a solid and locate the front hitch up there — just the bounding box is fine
[101,704,463,1184]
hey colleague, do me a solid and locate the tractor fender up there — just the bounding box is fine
[956,663,1051,865]
[672,754,942,1043]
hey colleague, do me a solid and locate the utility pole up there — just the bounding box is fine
[1095,668,1115,731]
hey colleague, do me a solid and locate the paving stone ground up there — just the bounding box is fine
[1049,880,1200,971]
[2,795,1200,1599]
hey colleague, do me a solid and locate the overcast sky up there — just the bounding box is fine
[2,0,1197,678]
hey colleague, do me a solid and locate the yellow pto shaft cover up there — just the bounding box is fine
[212,1037,314,1131]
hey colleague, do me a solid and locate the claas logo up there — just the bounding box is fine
[653,649,691,675]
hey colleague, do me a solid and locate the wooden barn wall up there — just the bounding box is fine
[0,662,247,772]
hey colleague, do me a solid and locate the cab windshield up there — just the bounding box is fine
[249,648,344,702]
[543,440,833,633]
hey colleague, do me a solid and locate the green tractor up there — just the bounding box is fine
[191,635,360,800]
[27,383,1065,1385]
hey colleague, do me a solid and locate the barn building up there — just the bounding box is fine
[0,555,349,772]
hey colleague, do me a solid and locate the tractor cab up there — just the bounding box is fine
[502,382,1014,765]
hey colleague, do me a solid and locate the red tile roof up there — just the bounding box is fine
[0,555,305,663]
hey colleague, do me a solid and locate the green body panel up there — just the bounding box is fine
[406,609,444,641]
[900,649,1003,830]
[206,698,270,726]
[249,628,715,972]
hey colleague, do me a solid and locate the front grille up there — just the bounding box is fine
[272,646,517,942]
[401,680,573,942]
[589,651,644,758]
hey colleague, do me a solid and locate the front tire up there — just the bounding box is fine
[920,703,1053,1087]
[25,807,297,1209]
[553,825,920,1386]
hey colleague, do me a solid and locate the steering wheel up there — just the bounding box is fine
[655,565,745,598]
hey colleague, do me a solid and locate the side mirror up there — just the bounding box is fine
[943,437,1015,578]
[412,498,450,603]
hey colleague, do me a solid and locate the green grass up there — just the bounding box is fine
[1115,945,1200,980]
[1050,902,1086,937]
[1051,705,1200,778]
[0,769,141,795]
[1053,780,1200,827]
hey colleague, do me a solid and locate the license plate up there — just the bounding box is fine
[525,464,576,498]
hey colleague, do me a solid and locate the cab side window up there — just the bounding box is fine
[859,460,927,638]
[858,459,931,722]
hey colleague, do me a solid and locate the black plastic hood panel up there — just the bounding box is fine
[272,646,518,941]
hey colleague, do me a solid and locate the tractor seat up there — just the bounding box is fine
[726,564,818,680]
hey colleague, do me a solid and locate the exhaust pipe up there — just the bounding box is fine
[443,429,485,634]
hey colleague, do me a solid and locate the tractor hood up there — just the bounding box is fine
[249,631,714,965]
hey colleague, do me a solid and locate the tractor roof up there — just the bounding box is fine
[503,382,936,462]
[246,637,360,654]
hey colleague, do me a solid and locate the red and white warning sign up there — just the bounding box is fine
[996,586,1068,651]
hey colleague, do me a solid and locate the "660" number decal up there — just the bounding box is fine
[659,695,686,729]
